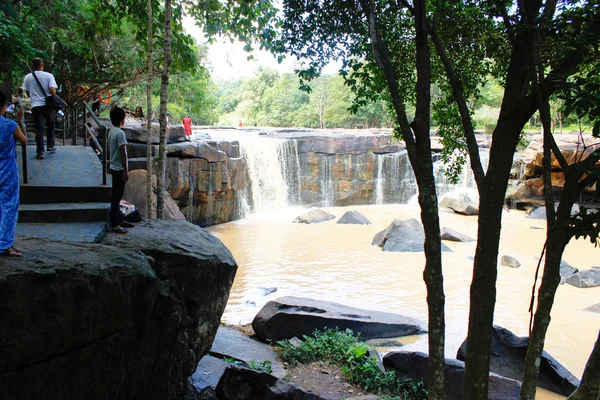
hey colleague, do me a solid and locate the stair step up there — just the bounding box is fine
[20,185,111,204]
[18,203,110,223]
[15,222,107,243]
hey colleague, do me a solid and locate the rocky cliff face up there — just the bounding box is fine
[0,220,237,400]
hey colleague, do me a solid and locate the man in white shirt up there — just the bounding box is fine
[23,58,58,160]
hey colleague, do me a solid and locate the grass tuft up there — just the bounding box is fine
[277,329,427,400]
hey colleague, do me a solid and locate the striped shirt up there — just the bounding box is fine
[108,127,127,171]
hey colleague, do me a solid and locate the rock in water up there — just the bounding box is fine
[584,303,600,313]
[383,351,521,400]
[252,296,424,341]
[373,218,452,252]
[337,211,372,225]
[500,255,521,268]
[559,260,578,279]
[293,209,336,224]
[215,365,325,400]
[456,325,580,396]
[439,197,479,215]
[0,220,237,400]
[565,268,600,288]
[441,227,475,242]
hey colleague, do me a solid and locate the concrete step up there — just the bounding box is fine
[15,221,107,243]
[20,185,111,204]
[18,202,110,223]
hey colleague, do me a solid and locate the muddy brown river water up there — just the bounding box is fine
[206,204,599,399]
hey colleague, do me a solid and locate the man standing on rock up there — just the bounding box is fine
[22,58,58,160]
[182,114,192,137]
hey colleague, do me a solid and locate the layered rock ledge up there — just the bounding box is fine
[0,219,237,400]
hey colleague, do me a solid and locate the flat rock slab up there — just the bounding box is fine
[252,296,425,341]
[190,355,230,395]
[383,351,521,400]
[373,218,452,252]
[210,326,286,378]
[216,365,325,400]
[337,211,372,225]
[565,268,600,288]
[456,325,579,396]
[294,209,336,224]
[441,227,474,242]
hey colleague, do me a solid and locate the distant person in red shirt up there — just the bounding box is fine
[182,115,192,136]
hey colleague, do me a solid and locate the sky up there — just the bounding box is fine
[182,17,341,80]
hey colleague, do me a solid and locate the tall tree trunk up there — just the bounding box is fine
[156,0,172,219]
[463,28,538,399]
[145,0,153,219]
[568,331,600,400]
[358,0,445,397]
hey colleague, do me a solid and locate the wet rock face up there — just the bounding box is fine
[0,220,237,400]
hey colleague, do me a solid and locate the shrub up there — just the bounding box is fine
[278,329,427,400]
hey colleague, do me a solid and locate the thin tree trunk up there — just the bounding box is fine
[156,0,172,219]
[568,330,600,400]
[358,0,445,397]
[145,0,153,219]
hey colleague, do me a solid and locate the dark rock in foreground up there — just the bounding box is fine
[439,197,479,216]
[456,325,580,396]
[0,219,237,400]
[383,351,521,400]
[190,355,230,398]
[215,365,325,400]
[565,268,600,288]
[293,209,336,224]
[440,227,474,242]
[373,218,452,252]
[337,211,372,225]
[252,296,424,341]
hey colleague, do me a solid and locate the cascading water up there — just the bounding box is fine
[237,136,301,215]
[375,155,385,204]
[320,155,334,206]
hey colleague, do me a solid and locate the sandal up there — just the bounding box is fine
[121,221,135,228]
[111,227,128,234]
[1,247,22,257]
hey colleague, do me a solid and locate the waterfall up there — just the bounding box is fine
[320,155,334,206]
[237,137,300,214]
[375,154,384,204]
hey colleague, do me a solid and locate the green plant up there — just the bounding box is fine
[248,360,273,374]
[278,329,427,400]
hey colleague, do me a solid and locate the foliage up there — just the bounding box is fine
[222,356,273,374]
[278,329,427,399]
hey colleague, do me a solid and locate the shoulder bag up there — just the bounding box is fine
[32,71,64,110]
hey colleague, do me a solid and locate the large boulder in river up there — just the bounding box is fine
[456,325,580,396]
[500,255,521,268]
[0,220,237,400]
[252,296,424,341]
[337,210,372,225]
[439,197,479,215]
[565,267,600,288]
[293,209,336,224]
[441,227,475,242]
[584,303,600,313]
[383,351,521,400]
[215,364,325,400]
[373,218,452,252]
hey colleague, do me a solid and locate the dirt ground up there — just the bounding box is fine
[284,361,378,400]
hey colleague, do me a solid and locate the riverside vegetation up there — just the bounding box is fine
[278,329,428,400]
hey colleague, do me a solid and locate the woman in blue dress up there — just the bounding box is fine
[0,91,28,257]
